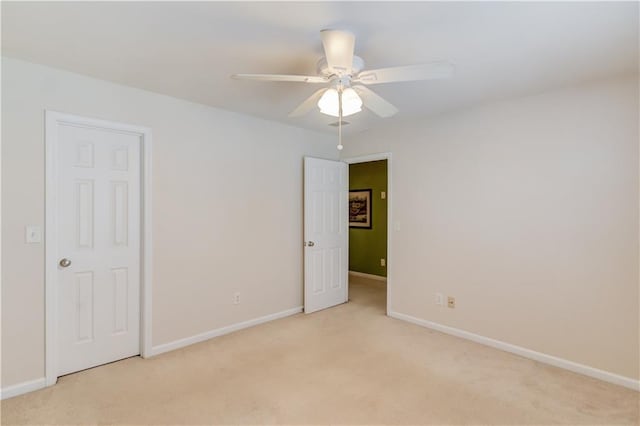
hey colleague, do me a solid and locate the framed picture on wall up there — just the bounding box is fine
[349,189,372,229]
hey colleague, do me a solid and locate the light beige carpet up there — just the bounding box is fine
[2,276,638,424]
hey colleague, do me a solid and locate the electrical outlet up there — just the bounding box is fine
[447,296,455,309]
[380,258,386,267]
[435,293,444,306]
[233,292,241,305]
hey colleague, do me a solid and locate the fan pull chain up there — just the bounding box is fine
[337,86,344,151]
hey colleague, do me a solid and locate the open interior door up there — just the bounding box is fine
[303,157,348,313]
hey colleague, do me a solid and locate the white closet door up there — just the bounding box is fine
[56,124,141,376]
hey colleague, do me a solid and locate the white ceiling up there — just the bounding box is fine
[2,1,638,134]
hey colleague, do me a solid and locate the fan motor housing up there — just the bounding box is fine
[317,55,365,77]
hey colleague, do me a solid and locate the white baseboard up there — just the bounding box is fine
[150,306,303,356]
[388,311,640,392]
[2,307,303,399]
[1,377,46,400]
[348,270,387,282]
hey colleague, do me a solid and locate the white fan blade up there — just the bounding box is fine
[232,74,328,83]
[355,62,454,85]
[320,29,355,74]
[352,85,398,118]
[289,88,328,117]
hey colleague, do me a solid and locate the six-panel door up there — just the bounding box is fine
[57,124,141,376]
[304,157,348,314]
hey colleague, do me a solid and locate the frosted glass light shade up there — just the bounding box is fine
[318,88,363,117]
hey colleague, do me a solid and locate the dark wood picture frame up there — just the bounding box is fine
[349,189,372,229]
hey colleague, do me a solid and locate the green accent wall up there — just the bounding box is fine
[349,160,387,277]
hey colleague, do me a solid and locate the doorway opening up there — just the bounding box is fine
[345,154,391,315]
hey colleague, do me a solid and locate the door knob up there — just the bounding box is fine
[307,241,315,247]
[59,258,71,268]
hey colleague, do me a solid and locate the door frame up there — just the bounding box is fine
[343,152,392,315]
[44,111,153,386]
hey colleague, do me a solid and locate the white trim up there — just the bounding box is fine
[150,306,303,356]
[388,311,640,391]
[343,152,392,314]
[343,153,392,164]
[1,378,47,400]
[140,122,153,359]
[348,270,387,282]
[45,112,58,386]
[45,111,153,387]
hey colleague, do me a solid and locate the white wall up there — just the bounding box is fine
[1,57,336,388]
[341,76,639,380]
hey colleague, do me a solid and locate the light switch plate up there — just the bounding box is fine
[26,225,42,243]
[381,191,386,199]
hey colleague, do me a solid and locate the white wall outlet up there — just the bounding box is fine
[381,191,386,199]
[380,258,386,267]
[233,292,241,305]
[25,225,42,243]
[435,293,444,306]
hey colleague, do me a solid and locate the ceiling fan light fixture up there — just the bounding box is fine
[317,88,362,117]
[342,87,363,112]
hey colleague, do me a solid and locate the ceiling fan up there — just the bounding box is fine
[231,29,454,120]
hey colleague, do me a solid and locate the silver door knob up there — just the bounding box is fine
[307,241,315,247]
[59,258,71,268]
